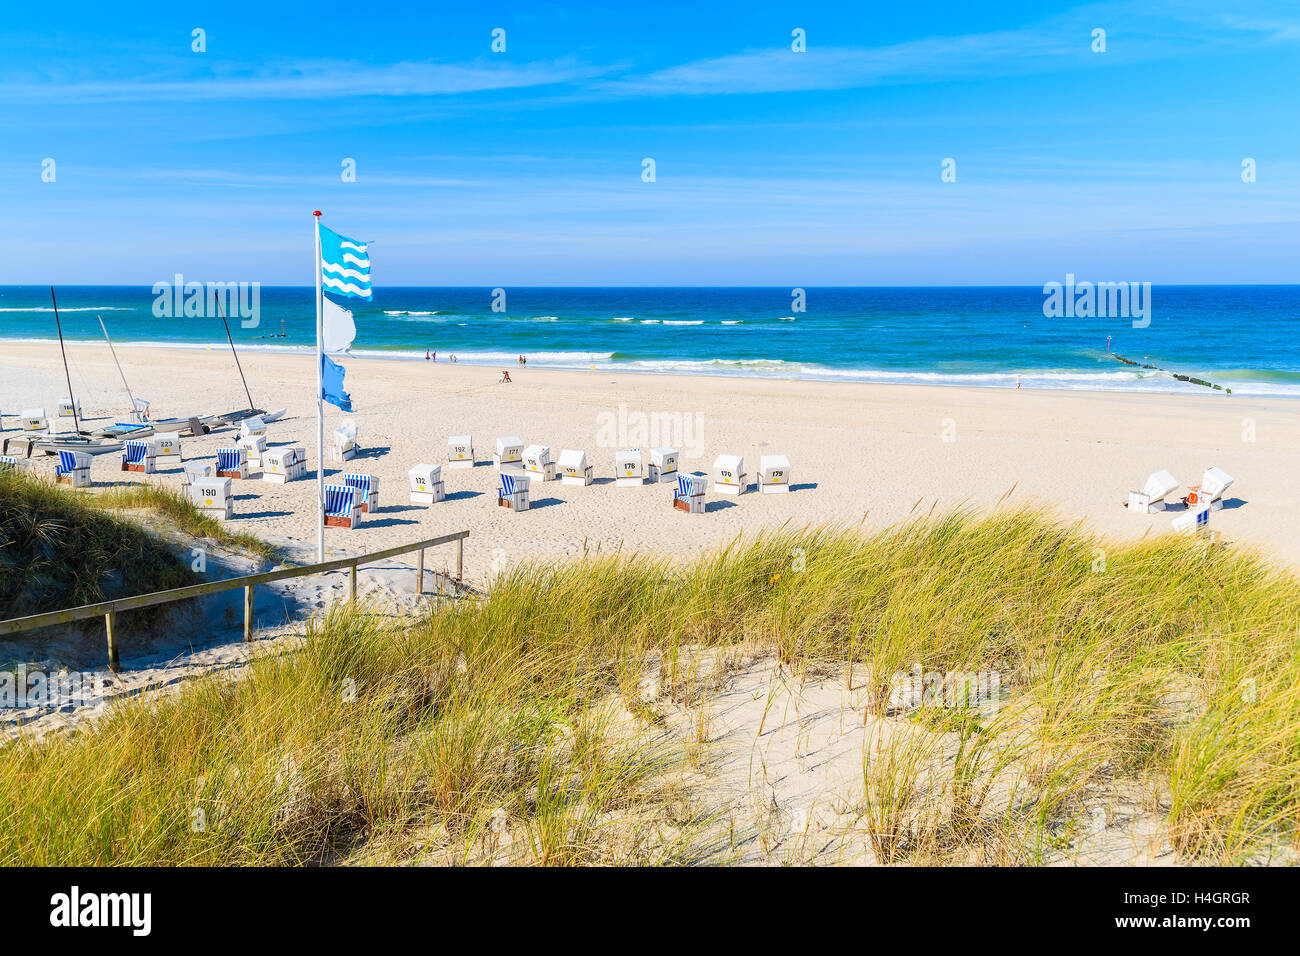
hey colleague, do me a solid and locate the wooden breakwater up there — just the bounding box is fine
[1111,353,1232,395]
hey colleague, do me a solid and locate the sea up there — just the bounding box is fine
[2,285,1298,398]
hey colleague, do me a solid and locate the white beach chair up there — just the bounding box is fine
[237,434,267,471]
[448,435,475,469]
[497,471,530,511]
[239,416,268,439]
[154,431,183,467]
[615,448,644,487]
[1127,469,1180,514]
[182,461,214,488]
[55,450,92,488]
[331,422,359,462]
[120,438,157,474]
[673,473,707,514]
[131,398,152,424]
[189,476,233,519]
[758,454,792,494]
[712,454,748,495]
[522,444,556,483]
[557,449,593,486]
[21,408,48,433]
[494,436,524,471]
[1172,504,1212,535]
[408,463,446,504]
[216,446,249,479]
[648,447,679,484]
[324,484,364,528]
[262,446,307,484]
[56,398,82,421]
[0,455,30,474]
[1192,466,1235,511]
[342,473,380,513]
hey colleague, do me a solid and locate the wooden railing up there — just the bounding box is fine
[0,531,469,670]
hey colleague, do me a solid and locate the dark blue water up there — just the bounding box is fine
[2,286,1297,396]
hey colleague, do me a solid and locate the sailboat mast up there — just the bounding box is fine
[50,287,81,434]
[214,296,256,412]
[98,315,137,419]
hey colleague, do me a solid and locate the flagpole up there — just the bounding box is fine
[314,211,325,562]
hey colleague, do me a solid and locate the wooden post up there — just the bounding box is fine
[416,548,425,595]
[243,584,254,642]
[456,537,464,588]
[105,610,120,672]
[349,562,358,603]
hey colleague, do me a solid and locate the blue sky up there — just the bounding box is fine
[0,0,1297,285]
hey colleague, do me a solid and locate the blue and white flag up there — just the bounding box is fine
[319,224,372,299]
[321,355,353,412]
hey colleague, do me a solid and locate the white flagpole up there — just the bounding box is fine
[314,211,325,562]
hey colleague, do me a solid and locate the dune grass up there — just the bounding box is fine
[93,480,276,560]
[1,508,1297,865]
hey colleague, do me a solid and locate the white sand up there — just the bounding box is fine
[4,340,1299,579]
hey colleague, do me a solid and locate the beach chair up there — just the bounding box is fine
[648,447,679,484]
[342,473,381,513]
[408,463,446,504]
[216,446,249,479]
[673,473,707,514]
[154,431,183,466]
[448,435,475,469]
[0,455,29,474]
[712,454,748,495]
[494,436,524,471]
[182,461,214,488]
[557,449,593,486]
[522,444,556,483]
[323,484,364,528]
[56,398,82,421]
[615,448,644,487]
[237,434,267,471]
[758,454,792,494]
[331,422,359,462]
[1127,470,1179,514]
[239,416,268,439]
[55,450,92,488]
[262,446,307,484]
[1172,504,1212,535]
[189,476,233,519]
[497,471,530,511]
[131,398,152,424]
[1186,467,1235,511]
[120,438,157,474]
[21,408,48,433]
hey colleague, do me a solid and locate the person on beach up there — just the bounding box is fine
[521,355,527,366]
[425,350,430,361]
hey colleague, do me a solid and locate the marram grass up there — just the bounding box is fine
[1,508,1297,865]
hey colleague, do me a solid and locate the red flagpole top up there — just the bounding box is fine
[313,210,322,216]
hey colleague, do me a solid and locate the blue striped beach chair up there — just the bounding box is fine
[497,471,530,511]
[121,439,156,473]
[673,473,706,514]
[216,446,248,479]
[56,450,92,487]
[0,455,28,473]
[342,473,380,513]
[324,484,363,528]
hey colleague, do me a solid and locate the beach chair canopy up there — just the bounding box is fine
[1201,467,1234,498]
[324,485,356,517]
[342,473,377,501]
[676,473,707,498]
[123,440,151,463]
[557,449,587,471]
[57,450,89,473]
[409,463,441,484]
[1141,470,1180,501]
[217,448,244,470]
[500,472,524,496]
[650,447,678,468]
[496,436,523,456]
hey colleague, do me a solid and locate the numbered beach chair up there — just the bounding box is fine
[154,431,183,467]
[494,436,524,472]
[615,448,644,487]
[55,450,92,488]
[262,446,307,484]
[522,444,556,483]
[557,449,593,486]
[408,463,446,504]
[120,438,157,474]
[56,398,82,423]
[648,447,678,483]
[712,454,748,495]
[239,416,268,440]
[324,484,364,528]
[1127,470,1179,514]
[673,473,707,514]
[189,476,233,519]
[1185,467,1234,511]
[498,471,530,511]
[216,446,249,479]
[448,435,474,469]
[237,434,267,471]
[758,454,792,494]
[342,473,380,513]
[182,460,214,488]
[331,422,359,462]
[21,408,48,433]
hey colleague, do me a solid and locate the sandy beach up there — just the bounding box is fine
[4,340,1299,577]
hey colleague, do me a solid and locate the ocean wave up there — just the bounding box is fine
[639,319,661,324]
[721,320,743,325]
[612,316,634,321]
[662,320,704,326]
[0,306,135,312]
[383,310,440,316]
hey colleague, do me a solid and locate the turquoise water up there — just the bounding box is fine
[2,285,1298,396]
